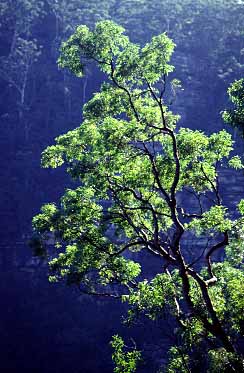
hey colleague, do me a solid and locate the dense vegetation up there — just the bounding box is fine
[1,1,243,144]
[223,79,244,136]
[33,21,244,372]
[1,1,243,229]
[0,1,243,372]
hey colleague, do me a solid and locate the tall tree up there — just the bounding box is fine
[32,21,244,372]
[0,0,44,139]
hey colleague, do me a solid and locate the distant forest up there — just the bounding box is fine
[0,1,243,372]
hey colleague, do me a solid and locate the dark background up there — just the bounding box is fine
[0,1,243,371]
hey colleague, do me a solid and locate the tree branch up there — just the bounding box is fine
[205,231,229,284]
[200,164,221,205]
[110,60,140,122]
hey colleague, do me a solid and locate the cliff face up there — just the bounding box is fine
[0,1,243,372]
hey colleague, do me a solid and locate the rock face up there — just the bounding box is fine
[0,1,243,372]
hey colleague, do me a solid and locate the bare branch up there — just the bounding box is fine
[110,60,140,122]
[200,164,221,205]
[79,287,121,299]
[146,79,167,129]
[205,231,229,283]
[187,237,211,268]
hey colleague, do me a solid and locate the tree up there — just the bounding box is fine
[0,0,44,140]
[32,21,244,372]
[222,78,244,136]
[45,0,116,109]
[113,0,244,121]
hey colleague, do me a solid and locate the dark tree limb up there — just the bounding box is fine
[205,231,229,284]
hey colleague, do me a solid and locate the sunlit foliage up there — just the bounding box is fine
[32,21,244,372]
